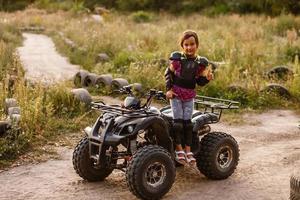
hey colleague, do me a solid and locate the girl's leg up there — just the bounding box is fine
[182,99,196,164]
[170,98,184,146]
[170,98,185,162]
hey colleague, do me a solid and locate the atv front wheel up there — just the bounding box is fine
[290,173,300,200]
[126,145,176,200]
[197,132,239,180]
[72,137,113,182]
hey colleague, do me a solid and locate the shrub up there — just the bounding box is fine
[47,84,87,117]
[131,11,153,23]
[285,45,300,62]
[275,15,300,36]
[113,51,135,69]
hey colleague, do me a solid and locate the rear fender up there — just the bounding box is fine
[192,113,219,132]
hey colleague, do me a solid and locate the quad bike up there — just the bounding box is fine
[72,86,240,200]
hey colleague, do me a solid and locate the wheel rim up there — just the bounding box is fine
[144,162,166,188]
[216,145,233,171]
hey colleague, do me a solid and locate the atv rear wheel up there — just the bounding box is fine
[126,145,175,200]
[196,132,239,180]
[72,137,113,182]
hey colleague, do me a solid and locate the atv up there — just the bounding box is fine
[72,86,240,200]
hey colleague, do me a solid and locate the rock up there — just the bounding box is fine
[8,75,17,88]
[94,6,110,15]
[226,84,247,94]
[71,88,92,105]
[130,83,143,93]
[8,107,21,118]
[96,53,110,63]
[10,114,21,125]
[63,38,77,50]
[261,83,291,98]
[83,73,100,87]
[58,31,64,37]
[111,78,129,90]
[19,26,45,32]
[4,98,18,115]
[266,66,293,81]
[95,74,113,88]
[91,14,103,23]
[74,70,89,87]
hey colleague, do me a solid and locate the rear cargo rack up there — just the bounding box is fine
[194,95,239,120]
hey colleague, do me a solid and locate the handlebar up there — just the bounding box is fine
[113,85,133,95]
[112,86,167,108]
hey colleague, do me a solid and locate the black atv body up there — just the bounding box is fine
[73,86,240,199]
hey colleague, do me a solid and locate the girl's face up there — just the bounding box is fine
[182,36,198,57]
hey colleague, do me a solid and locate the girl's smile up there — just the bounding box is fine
[182,36,198,57]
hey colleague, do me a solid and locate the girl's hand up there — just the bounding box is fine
[205,67,214,81]
[166,90,178,99]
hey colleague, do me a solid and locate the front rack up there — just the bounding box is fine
[91,101,158,118]
[194,95,240,120]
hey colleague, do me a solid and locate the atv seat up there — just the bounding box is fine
[160,106,203,120]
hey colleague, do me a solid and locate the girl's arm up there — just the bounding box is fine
[164,66,174,91]
[196,57,213,86]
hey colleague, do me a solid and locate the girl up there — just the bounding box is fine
[165,30,213,165]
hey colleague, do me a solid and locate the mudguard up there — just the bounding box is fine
[132,116,174,155]
[192,113,219,132]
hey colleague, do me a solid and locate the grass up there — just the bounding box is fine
[41,11,300,109]
[0,22,95,167]
[1,8,300,167]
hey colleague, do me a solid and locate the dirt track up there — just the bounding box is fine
[0,109,299,200]
[17,33,79,83]
[1,33,299,199]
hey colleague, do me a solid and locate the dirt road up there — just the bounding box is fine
[0,109,299,200]
[17,33,79,83]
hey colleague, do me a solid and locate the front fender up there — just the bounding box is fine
[133,116,174,156]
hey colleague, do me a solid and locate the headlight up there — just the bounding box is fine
[127,125,134,133]
[84,126,92,135]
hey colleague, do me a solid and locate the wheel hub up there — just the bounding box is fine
[216,145,233,170]
[145,162,166,188]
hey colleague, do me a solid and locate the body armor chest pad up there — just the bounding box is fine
[180,59,199,80]
[169,51,208,89]
[172,58,200,89]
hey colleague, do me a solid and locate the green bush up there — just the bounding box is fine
[47,84,87,117]
[205,4,231,16]
[0,129,30,163]
[131,11,153,23]
[275,15,300,36]
[35,0,72,11]
[285,45,300,62]
[113,51,135,69]
[0,0,33,11]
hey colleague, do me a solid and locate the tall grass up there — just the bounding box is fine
[29,11,299,108]
[1,8,300,166]
[0,25,92,166]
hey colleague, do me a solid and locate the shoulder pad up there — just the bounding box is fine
[196,56,209,66]
[169,51,184,61]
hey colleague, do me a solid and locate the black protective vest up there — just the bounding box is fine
[165,51,209,91]
[173,58,200,89]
